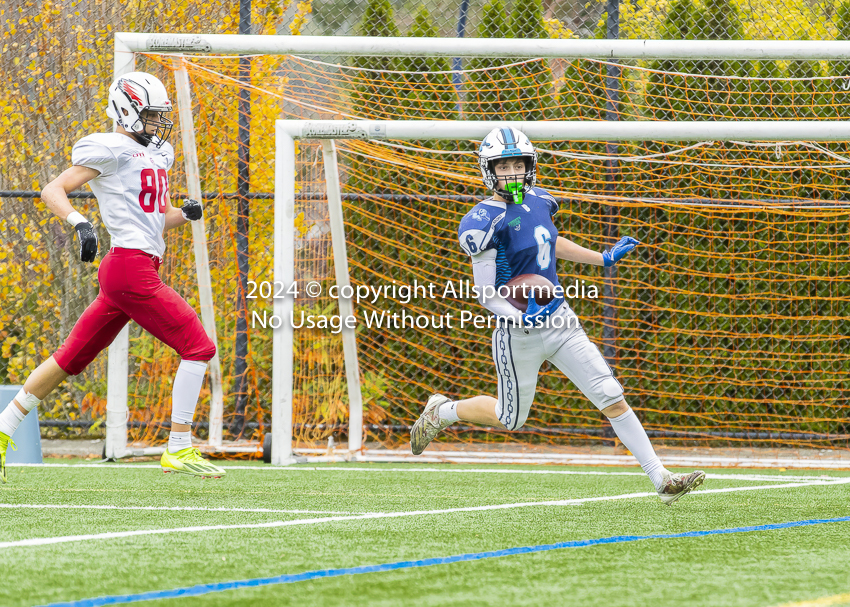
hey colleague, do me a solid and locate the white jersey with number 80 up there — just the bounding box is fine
[71,132,175,257]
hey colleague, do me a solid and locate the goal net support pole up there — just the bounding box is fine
[270,136,365,464]
[173,60,225,449]
[104,36,136,460]
[271,125,298,466]
[322,140,364,456]
[290,120,850,142]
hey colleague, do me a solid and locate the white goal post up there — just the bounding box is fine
[273,118,850,465]
[107,32,850,463]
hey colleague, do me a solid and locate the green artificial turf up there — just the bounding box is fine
[0,462,847,607]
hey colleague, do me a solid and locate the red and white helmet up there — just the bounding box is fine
[106,72,173,148]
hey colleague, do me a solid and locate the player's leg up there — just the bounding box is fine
[600,398,705,504]
[411,325,542,454]
[547,313,704,504]
[455,395,500,426]
[0,287,129,482]
[0,358,68,425]
[167,360,209,451]
[100,250,222,477]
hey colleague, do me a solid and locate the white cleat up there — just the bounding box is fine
[657,470,706,505]
[410,394,454,455]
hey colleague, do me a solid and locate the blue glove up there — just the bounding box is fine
[602,236,640,267]
[522,292,565,327]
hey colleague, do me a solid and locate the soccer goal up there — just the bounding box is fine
[103,33,850,463]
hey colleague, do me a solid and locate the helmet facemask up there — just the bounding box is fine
[133,108,173,147]
[491,157,532,204]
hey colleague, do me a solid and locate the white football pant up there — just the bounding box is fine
[491,303,625,430]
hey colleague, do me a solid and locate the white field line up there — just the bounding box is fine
[208,467,834,484]
[365,457,850,470]
[0,504,355,515]
[356,452,850,470]
[2,478,848,550]
[356,449,850,469]
[7,463,841,483]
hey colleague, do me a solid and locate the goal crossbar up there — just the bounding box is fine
[285,120,850,142]
[116,33,850,61]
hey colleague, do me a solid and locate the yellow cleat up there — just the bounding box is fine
[0,432,16,484]
[160,447,226,479]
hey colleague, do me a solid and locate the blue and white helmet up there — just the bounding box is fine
[477,127,538,199]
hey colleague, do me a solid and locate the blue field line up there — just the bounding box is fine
[41,516,850,607]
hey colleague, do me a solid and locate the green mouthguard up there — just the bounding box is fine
[505,182,524,204]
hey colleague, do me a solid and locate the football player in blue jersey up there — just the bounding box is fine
[411,127,705,505]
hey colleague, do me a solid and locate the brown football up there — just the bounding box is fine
[504,274,556,312]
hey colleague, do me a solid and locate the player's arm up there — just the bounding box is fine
[41,166,100,262]
[163,198,203,230]
[163,199,186,230]
[555,235,640,267]
[459,213,521,319]
[555,236,604,265]
[41,166,99,221]
[471,250,522,320]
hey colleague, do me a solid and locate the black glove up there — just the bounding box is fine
[181,198,203,221]
[74,222,98,263]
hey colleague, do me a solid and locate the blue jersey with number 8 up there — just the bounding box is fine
[457,187,561,290]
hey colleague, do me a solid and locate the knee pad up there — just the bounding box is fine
[591,376,624,410]
[494,400,512,430]
[510,417,528,430]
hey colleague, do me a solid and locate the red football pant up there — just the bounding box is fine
[54,247,216,376]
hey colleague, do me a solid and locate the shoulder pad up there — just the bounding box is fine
[458,206,505,256]
[71,135,117,176]
[532,188,558,215]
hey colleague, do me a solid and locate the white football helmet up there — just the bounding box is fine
[106,72,173,148]
[477,127,538,203]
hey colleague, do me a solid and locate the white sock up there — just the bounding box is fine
[608,408,667,491]
[168,430,192,453]
[438,401,460,424]
[0,402,27,438]
[171,360,208,426]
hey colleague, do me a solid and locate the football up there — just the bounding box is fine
[504,274,556,312]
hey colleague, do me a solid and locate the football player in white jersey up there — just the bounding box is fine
[0,72,225,481]
[411,127,705,505]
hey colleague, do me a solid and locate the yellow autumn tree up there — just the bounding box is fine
[0,0,299,438]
